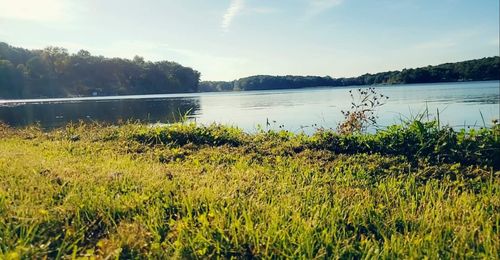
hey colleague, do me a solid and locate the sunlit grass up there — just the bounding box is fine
[0,122,498,258]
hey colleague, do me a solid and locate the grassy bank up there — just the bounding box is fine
[0,121,499,258]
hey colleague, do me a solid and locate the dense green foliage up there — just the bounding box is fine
[199,56,500,91]
[1,41,498,97]
[0,121,498,258]
[130,121,499,170]
[0,42,200,99]
[314,121,500,170]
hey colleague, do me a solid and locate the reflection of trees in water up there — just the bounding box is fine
[0,98,200,129]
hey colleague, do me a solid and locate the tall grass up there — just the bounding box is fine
[0,121,498,258]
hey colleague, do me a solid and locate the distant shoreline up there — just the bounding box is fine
[197,79,500,94]
[1,80,498,104]
[199,56,500,92]
[1,41,499,99]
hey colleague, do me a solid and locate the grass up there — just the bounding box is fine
[0,121,498,258]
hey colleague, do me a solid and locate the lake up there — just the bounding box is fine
[0,81,498,134]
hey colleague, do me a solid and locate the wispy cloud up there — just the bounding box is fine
[249,7,280,14]
[90,41,249,80]
[222,0,245,31]
[411,29,482,51]
[490,37,500,47]
[0,0,71,21]
[306,0,344,17]
[413,39,457,50]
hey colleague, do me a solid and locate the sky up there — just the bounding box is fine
[0,0,498,81]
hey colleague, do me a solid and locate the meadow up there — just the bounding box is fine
[0,121,498,258]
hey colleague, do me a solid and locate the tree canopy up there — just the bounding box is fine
[200,56,500,92]
[1,42,498,98]
[0,42,201,99]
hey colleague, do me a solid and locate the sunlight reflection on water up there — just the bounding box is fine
[0,81,498,134]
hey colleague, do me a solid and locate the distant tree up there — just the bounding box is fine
[0,60,23,98]
[201,57,500,92]
[0,41,498,98]
[39,46,70,75]
[0,42,201,98]
[133,55,146,65]
[77,49,91,57]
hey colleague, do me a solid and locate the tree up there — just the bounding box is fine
[0,60,23,98]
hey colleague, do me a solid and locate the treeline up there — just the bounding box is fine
[1,41,498,98]
[0,42,200,99]
[200,56,500,91]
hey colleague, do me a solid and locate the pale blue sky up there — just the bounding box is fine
[0,0,498,80]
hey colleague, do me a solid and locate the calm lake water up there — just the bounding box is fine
[0,81,499,134]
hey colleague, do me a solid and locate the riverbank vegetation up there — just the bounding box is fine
[200,56,500,91]
[0,42,200,99]
[0,120,498,258]
[1,41,499,99]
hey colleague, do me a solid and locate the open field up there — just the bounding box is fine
[0,122,498,258]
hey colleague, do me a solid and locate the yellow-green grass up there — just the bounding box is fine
[0,122,498,259]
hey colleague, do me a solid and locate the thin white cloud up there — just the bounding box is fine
[249,7,280,14]
[412,29,482,51]
[306,0,344,17]
[0,0,70,21]
[490,37,500,47]
[413,40,457,50]
[88,41,249,80]
[311,0,344,8]
[222,0,245,31]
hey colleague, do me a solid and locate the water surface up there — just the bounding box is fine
[0,81,498,134]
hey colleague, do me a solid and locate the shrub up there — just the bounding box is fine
[338,87,388,134]
[131,123,247,147]
[313,121,500,169]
